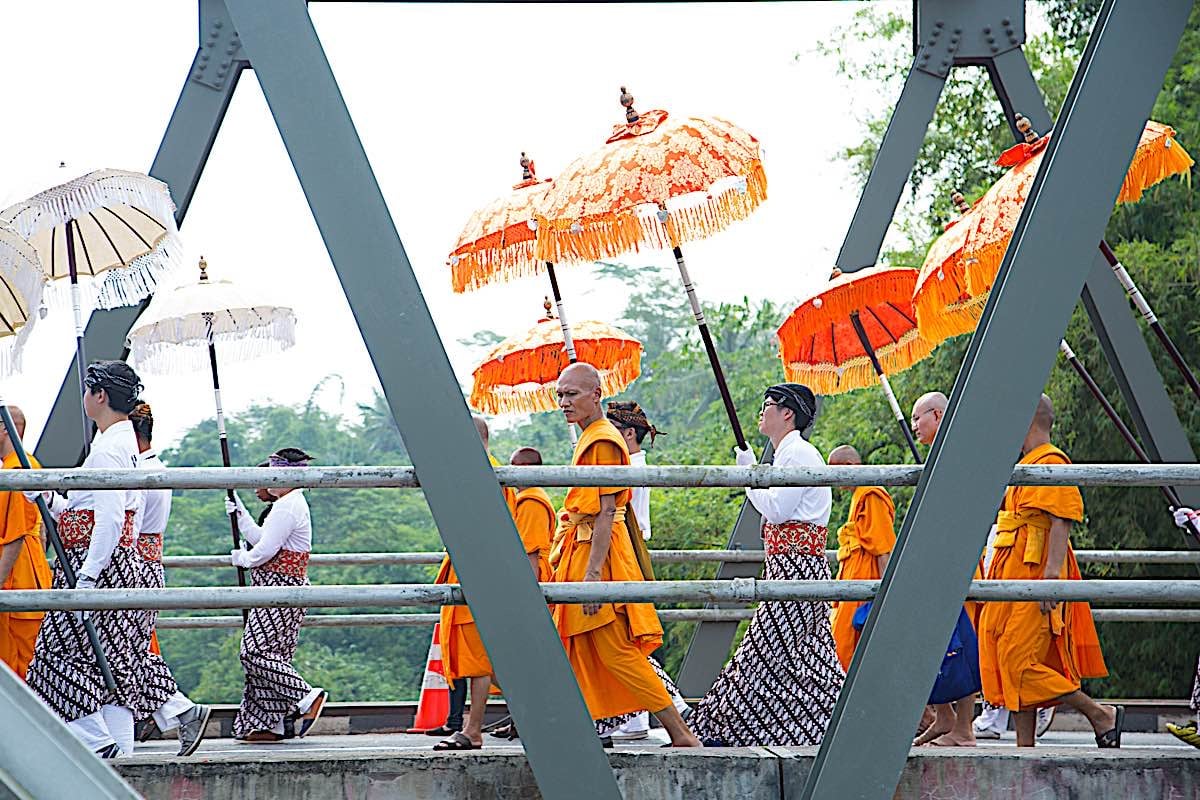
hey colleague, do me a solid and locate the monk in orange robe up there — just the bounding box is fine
[0,406,51,679]
[511,447,555,583]
[432,414,517,750]
[827,445,894,671]
[978,394,1121,748]
[552,363,699,747]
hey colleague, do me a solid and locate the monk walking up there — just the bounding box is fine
[827,445,894,671]
[552,363,699,747]
[433,415,517,751]
[0,406,50,680]
[978,394,1121,748]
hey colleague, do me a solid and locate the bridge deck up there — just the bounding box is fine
[117,731,1200,799]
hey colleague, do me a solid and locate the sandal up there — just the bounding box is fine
[1166,720,1200,749]
[1095,705,1125,749]
[422,725,461,737]
[433,731,481,751]
[488,723,519,740]
[296,690,328,738]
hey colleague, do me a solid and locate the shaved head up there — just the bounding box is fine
[4,406,25,437]
[828,444,862,465]
[911,391,948,446]
[472,414,489,447]
[1031,393,1055,433]
[559,362,601,392]
[557,362,603,426]
[0,405,25,458]
[511,447,542,466]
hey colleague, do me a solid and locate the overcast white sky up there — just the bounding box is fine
[0,2,904,451]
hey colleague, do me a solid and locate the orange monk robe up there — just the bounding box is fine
[435,452,518,685]
[978,443,1107,712]
[0,452,51,679]
[514,487,555,583]
[831,486,895,671]
[551,418,671,721]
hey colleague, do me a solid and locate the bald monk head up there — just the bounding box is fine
[828,444,861,492]
[0,406,26,459]
[511,446,542,466]
[473,414,490,448]
[911,391,948,446]
[1022,393,1055,455]
[556,363,603,428]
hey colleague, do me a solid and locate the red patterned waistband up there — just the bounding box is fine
[59,509,136,550]
[260,548,309,578]
[137,533,163,563]
[762,520,828,556]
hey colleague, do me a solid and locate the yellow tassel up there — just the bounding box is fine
[914,274,986,345]
[1118,134,1194,203]
[779,329,934,397]
[470,338,642,415]
[451,240,542,294]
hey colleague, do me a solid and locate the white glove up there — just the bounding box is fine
[22,490,50,503]
[224,498,238,516]
[231,548,254,569]
[74,573,97,624]
[734,446,756,466]
[1173,507,1197,529]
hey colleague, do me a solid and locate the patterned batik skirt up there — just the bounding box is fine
[132,535,181,721]
[26,510,150,721]
[232,549,313,738]
[594,656,683,737]
[1191,654,1200,713]
[688,521,846,747]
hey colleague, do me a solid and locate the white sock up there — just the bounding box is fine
[296,687,322,714]
[154,692,196,731]
[100,705,135,755]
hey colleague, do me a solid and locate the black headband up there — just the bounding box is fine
[765,383,816,428]
[84,361,143,401]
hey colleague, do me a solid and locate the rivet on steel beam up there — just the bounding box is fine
[934,20,944,28]
[983,26,992,34]
[941,59,949,68]
[990,45,999,53]
[214,19,223,28]
[1002,18,1011,25]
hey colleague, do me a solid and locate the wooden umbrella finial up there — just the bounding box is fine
[951,191,970,214]
[520,151,536,182]
[198,256,209,282]
[543,296,554,319]
[1015,113,1039,143]
[620,86,639,124]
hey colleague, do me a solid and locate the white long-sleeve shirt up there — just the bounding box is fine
[629,450,652,540]
[234,489,311,568]
[135,449,172,538]
[746,430,832,526]
[66,420,141,580]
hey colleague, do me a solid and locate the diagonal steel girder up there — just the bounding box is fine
[804,1,1194,797]
[218,1,619,797]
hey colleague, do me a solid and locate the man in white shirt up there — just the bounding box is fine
[689,382,844,747]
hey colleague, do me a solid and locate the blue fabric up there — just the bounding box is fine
[851,601,873,631]
[928,608,983,704]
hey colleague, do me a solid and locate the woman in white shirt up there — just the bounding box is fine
[689,383,846,747]
[25,360,148,759]
[225,447,326,742]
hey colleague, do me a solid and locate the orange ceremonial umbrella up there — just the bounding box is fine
[963,114,1200,404]
[778,267,933,461]
[536,86,765,450]
[449,154,581,365]
[963,115,1193,297]
[470,304,642,415]
[912,191,985,345]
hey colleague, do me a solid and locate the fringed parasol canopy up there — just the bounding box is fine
[470,316,642,414]
[0,224,46,375]
[913,192,986,345]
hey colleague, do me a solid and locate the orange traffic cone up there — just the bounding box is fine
[407,622,450,733]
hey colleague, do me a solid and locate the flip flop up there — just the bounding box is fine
[434,731,481,751]
[1096,704,1125,749]
[296,690,328,738]
[422,725,461,737]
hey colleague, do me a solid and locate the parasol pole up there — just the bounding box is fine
[64,219,92,455]
[200,260,249,624]
[848,311,922,463]
[0,403,116,689]
[1059,339,1200,543]
[541,295,579,447]
[1097,240,1200,404]
[669,243,748,451]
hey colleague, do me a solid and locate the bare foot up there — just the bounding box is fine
[1091,704,1118,736]
[912,722,952,747]
[929,731,977,747]
[668,734,703,748]
[916,707,936,737]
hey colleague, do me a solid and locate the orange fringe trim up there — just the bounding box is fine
[534,162,767,263]
[1117,131,1194,203]
[780,328,934,397]
[913,271,985,345]
[963,238,1010,298]
[778,268,918,350]
[470,339,642,415]
[450,240,543,294]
